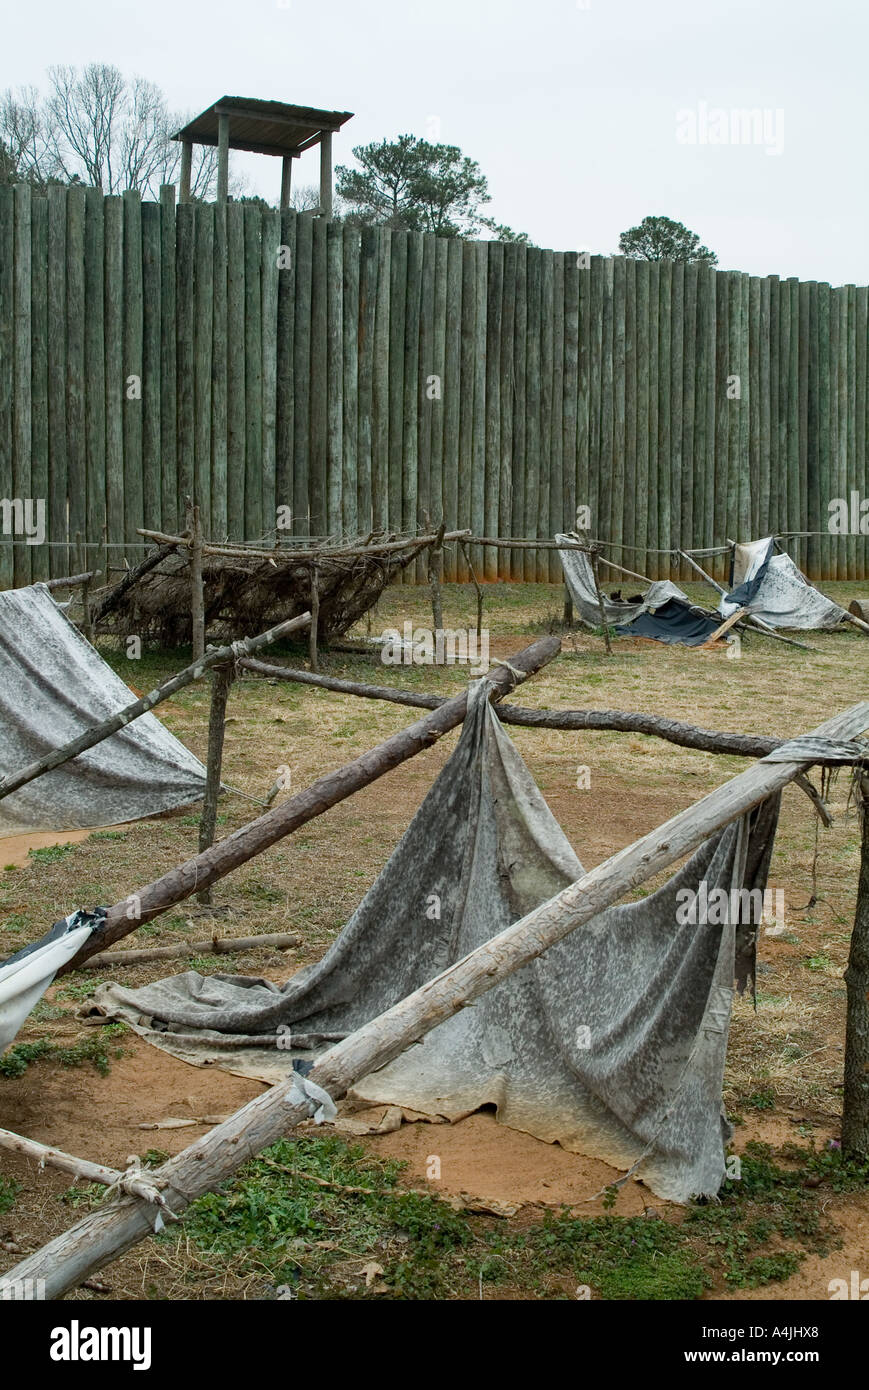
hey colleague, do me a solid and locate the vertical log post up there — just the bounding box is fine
[80,572,92,645]
[216,115,229,204]
[280,156,293,210]
[309,563,320,673]
[319,131,333,219]
[179,140,192,204]
[186,498,205,662]
[590,545,613,656]
[74,530,92,643]
[843,771,869,1157]
[428,523,445,635]
[461,538,484,637]
[563,587,574,629]
[197,662,234,906]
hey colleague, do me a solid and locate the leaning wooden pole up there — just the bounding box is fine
[197,663,235,906]
[676,547,817,652]
[8,700,867,1299]
[0,613,311,805]
[843,771,869,1157]
[90,543,175,626]
[460,538,484,635]
[58,636,561,972]
[840,610,869,637]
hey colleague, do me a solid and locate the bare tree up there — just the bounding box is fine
[0,85,61,188]
[292,183,323,213]
[120,76,175,194]
[47,64,124,189]
[0,65,217,198]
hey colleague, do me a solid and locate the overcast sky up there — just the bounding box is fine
[4,0,866,285]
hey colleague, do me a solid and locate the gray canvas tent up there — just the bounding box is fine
[0,584,207,837]
[555,536,722,646]
[97,685,780,1202]
[720,538,849,631]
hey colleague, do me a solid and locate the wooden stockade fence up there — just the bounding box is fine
[1,182,868,590]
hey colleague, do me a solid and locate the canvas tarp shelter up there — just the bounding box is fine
[720,538,848,631]
[95,684,780,1202]
[0,910,102,1054]
[555,536,722,647]
[0,584,207,837]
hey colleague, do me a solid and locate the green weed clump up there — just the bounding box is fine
[0,1023,129,1079]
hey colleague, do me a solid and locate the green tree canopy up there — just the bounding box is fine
[618,215,717,265]
[336,134,529,241]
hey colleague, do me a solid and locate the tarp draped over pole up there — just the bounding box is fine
[0,585,207,836]
[0,911,103,1054]
[720,538,848,631]
[5,700,866,1299]
[555,536,722,647]
[98,686,781,1203]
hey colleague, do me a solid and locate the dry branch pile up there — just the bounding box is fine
[91,532,454,647]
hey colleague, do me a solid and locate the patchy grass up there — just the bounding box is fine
[0,1023,130,1079]
[27,843,76,865]
[119,1133,852,1301]
[0,1176,19,1216]
[0,579,866,1300]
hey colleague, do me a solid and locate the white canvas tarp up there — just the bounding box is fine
[0,912,100,1053]
[720,538,847,630]
[0,584,207,837]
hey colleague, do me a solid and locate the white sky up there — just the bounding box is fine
[3,0,867,284]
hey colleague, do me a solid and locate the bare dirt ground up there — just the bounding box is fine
[0,579,867,1300]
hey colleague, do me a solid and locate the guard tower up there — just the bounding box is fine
[172,96,354,214]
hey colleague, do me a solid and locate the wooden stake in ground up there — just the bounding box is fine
[309,563,320,673]
[428,522,446,634]
[0,612,311,805]
[562,587,573,629]
[8,700,867,1299]
[79,571,93,644]
[59,635,561,972]
[843,772,869,1157]
[186,498,205,662]
[197,663,235,906]
[460,538,484,637]
[590,546,613,656]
